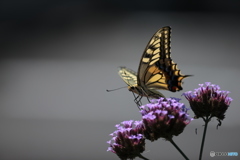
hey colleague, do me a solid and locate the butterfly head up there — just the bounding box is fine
[128,85,146,97]
[127,85,138,92]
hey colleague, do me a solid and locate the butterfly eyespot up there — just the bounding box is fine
[171,87,177,92]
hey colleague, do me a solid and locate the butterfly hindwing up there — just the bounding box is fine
[118,67,138,87]
[118,66,165,99]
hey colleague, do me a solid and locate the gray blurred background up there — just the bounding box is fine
[1,1,240,160]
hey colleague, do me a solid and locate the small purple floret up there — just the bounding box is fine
[140,97,193,141]
[183,82,232,121]
[107,120,145,159]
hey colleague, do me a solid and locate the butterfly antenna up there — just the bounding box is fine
[106,86,127,92]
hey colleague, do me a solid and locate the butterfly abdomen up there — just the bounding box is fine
[128,85,165,99]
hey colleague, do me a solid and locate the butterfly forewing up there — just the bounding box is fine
[138,26,189,92]
[118,26,191,105]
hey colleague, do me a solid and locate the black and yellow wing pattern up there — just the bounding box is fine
[118,26,190,105]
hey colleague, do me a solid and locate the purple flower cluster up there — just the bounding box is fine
[183,82,233,120]
[107,82,233,159]
[107,120,145,160]
[140,97,193,141]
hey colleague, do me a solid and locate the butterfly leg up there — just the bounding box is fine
[140,90,151,103]
[132,92,142,109]
[146,96,151,103]
[136,96,143,107]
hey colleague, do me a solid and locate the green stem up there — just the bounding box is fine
[169,138,189,160]
[199,118,210,160]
